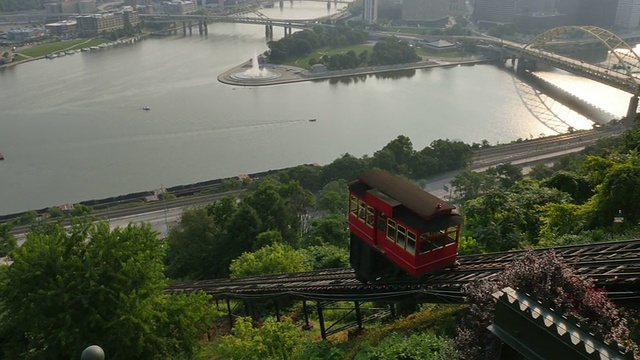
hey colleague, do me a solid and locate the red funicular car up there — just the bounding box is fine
[348,170,463,282]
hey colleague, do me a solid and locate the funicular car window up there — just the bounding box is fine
[397,225,406,248]
[386,219,396,240]
[407,231,416,254]
[366,205,375,227]
[358,200,366,221]
[349,195,358,215]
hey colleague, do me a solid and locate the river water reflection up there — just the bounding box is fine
[0,3,631,215]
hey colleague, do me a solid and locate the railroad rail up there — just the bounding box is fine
[471,124,630,169]
[166,239,640,306]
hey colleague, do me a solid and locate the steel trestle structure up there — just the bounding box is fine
[168,240,640,339]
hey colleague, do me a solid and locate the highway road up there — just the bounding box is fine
[426,124,628,199]
[10,190,245,244]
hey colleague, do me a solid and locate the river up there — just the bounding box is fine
[0,3,632,216]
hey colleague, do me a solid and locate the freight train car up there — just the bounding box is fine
[349,170,463,282]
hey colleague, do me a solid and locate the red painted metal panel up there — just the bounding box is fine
[365,191,396,216]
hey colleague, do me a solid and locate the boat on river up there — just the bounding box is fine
[0,152,4,160]
[143,107,150,111]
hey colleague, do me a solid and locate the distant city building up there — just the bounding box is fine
[363,0,378,23]
[512,0,569,31]
[615,0,640,28]
[45,20,78,35]
[514,12,569,31]
[78,0,97,13]
[402,0,454,24]
[556,0,618,28]
[122,6,141,25]
[473,0,517,24]
[77,12,124,36]
[6,28,45,42]
[124,0,152,6]
[162,1,198,15]
[516,0,557,14]
[44,0,96,14]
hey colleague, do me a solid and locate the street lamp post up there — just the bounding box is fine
[81,345,105,360]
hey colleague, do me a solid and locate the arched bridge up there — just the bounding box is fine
[488,26,640,119]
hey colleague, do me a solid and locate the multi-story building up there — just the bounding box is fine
[162,1,198,15]
[473,0,517,23]
[124,0,152,6]
[45,20,78,35]
[556,0,618,27]
[122,6,141,25]
[402,0,450,23]
[77,12,125,36]
[78,0,97,13]
[615,0,640,28]
[363,0,378,23]
[44,0,96,14]
[6,28,46,42]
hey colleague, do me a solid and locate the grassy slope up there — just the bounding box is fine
[18,38,106,58]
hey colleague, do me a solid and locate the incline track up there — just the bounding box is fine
[166,240,640,305]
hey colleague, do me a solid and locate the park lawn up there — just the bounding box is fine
[282,43,374,69]
[12,54,28,62]
[19,38,105,57]
[416,48,464,58]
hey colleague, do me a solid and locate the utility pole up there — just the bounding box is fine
[161,183,169,235]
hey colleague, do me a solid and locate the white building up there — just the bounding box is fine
[364,0,378,23]
[615,0,640,28]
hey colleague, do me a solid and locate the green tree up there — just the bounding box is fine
[544,170,593,204]
[16,210,38,225]
[317,180,349,215]
[0,221,215,359]
[587,157,640,228]
[357,332,458,360]
[537,202,589,247]
[206,195,238,230]
[487,162,523,189]
[206,317,306,360]
[165,206,226,279]
[303,244,349,269]
[371,135,416,174]
[451,170,494,202]
[464,180,571,251]
[429,139,473,172]
[225,203,263,257]
[303,213,349,248]
[322,153,370,183]
[278,164,324,191]
[253,229,284,250]
[528,163,555,180]
[229,243,311,278]
[243,182,301,246]
[0,221,16,258]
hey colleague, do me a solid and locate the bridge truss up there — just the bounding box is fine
[523,26,640,80]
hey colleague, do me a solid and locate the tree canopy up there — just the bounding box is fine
[0,221,215,359]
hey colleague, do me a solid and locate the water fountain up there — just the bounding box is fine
[230,50,280,81]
